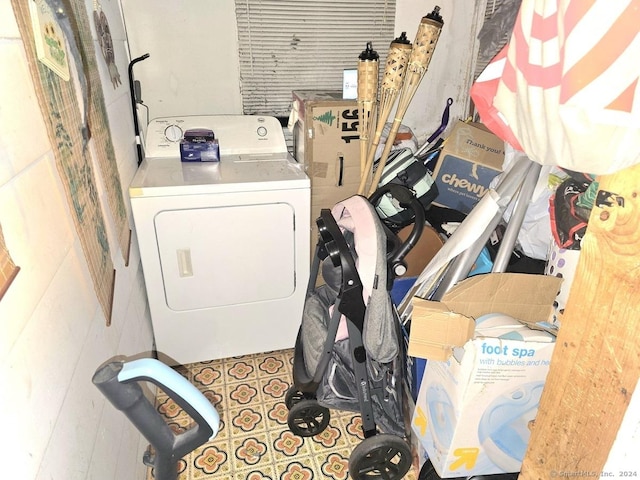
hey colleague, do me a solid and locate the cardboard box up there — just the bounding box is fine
[396,225,445,278]
[432,121,504,213]
[408,273,562,478]
[290,90,361,254]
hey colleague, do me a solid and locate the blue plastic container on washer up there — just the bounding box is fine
[180,128,220,162]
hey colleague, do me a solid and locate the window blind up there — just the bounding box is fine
[235,0,397,116]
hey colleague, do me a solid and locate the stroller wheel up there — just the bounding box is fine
[348,434,412,480]
[284,386,307,410]
[287,399,330,437]
[418,458,441,480]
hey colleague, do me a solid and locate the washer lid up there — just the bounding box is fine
[129,154,309,197]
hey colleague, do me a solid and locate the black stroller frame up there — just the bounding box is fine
[287,184,425,480]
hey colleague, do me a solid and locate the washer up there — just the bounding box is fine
[130,115,310,365]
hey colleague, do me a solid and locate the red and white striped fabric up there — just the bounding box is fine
[471,0,640,175]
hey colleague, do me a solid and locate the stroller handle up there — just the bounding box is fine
[369,184,425,277]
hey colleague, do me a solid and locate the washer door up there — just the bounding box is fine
[154,202,296,311]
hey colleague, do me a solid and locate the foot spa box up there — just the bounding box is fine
[408,273,562,477]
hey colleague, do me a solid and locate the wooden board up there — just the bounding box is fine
[11,0,128,322]
[521,163,640,477]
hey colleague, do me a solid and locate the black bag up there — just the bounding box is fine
[372,147,439,230]
[549,176,592,250]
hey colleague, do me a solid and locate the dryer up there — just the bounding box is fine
[130,115,310,365]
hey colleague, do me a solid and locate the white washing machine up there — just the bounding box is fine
[129,115,310,365]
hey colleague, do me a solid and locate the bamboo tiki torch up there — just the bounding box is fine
[366,6,444,196]
[357,42,380,179]
[357,32,412,195]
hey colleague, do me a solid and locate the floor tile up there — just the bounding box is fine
[147,349,418,479]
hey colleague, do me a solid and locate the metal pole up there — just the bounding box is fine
[492,160,542,272]
[426,156,536,299]
[430,210,504,300]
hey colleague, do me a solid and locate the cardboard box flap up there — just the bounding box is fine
[293,90,352,120]
[441,273,562,325]
[408,300,475,362]
[443,121,505,170]
[408,273,562,361]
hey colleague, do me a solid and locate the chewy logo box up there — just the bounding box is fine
[432,121,504,213]
[408,273,562,478]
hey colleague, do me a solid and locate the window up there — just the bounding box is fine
[235,0,397,116]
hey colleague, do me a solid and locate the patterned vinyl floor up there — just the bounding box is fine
[148,349,418,480]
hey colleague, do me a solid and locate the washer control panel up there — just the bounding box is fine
[145,115,289,158]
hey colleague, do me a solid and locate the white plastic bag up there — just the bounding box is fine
[491,146,564,260]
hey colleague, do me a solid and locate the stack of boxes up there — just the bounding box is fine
[289,93,507,253]
[289,91,562,476]
[397,121,561,477]
[290,90,362,256]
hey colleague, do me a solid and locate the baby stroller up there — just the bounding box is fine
[286,184,425,480]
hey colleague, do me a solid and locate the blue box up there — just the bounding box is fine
[432,121,503,214]
[180,139,220,162]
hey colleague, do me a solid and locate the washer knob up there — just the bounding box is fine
[164,125,183,142]
[257,126,268,137]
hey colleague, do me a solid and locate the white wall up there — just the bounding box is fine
[394,0,486,139]
[0,1,153,478]
[120,0,243,122]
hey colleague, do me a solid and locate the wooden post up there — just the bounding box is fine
[520,163,640,478]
